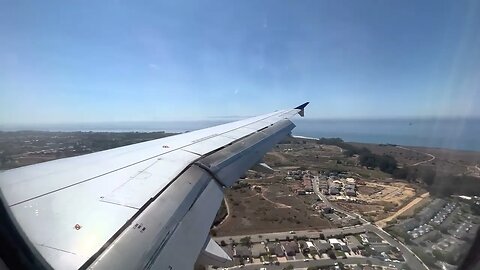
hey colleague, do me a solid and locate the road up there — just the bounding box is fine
[215,224,428,270]
[311,176,333,209]
[365,224,429,270]
[215,230,325,244]
[224,257,402,270]
[396,146,435,166]
[214,226,370,244]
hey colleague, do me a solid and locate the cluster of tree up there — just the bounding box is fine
[427,174,480,197]
[318,137,398,174]
[394,165,480,196]
[392,166,435,184]
[359,152,398,173]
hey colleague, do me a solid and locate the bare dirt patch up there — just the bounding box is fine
[214,183,333,236]
[376,192,430,228]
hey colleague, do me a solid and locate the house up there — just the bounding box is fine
[283,242,298,256]
[328,238,344,250]
[234,246,252,258]
[322,207,334,214]
[298,240,309,253]
[341,244,350,252]
[274,244,284,257]
[266,242,284,257]
[329,186,340,195]
[346,235,363,251]
[314,240,331,253]
[364,232,383,243]
[345,184,356,190]
[345,188,356,196]
[251,243,267,258]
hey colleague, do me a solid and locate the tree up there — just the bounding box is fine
[420,168,436,186]
[327,249,336,259]
[378,155,398,174]
[359,153,377,168]
[239,236,252,247]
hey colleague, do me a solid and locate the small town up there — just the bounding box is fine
[211,167,480,270]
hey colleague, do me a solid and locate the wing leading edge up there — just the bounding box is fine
[0,103,309,270]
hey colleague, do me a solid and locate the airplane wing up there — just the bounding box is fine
[0,102,309,270]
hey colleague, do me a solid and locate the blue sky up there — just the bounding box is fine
[1,0,479,124]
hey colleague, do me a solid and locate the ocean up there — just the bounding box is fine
[1,118,479,152]
[293,118,480,152]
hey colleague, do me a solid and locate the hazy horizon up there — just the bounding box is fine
[2,117,478,152]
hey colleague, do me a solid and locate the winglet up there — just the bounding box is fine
[295,102,309,117]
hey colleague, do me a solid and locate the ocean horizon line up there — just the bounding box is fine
[1,118,478,152]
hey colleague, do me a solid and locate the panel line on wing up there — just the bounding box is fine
[98,199,140,210]
[38,244,77,255]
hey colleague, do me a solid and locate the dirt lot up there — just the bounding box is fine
[213,182,333,236]
[333,181,419,222]
[357,182,416,204]
[376,192,430,228]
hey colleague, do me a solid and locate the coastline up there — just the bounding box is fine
[293,135,480,154]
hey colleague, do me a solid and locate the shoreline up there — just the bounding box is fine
[292,135,480,154]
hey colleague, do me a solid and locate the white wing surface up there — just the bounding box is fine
[0,103,309,270]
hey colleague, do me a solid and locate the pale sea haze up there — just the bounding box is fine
[2,118,479,152]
